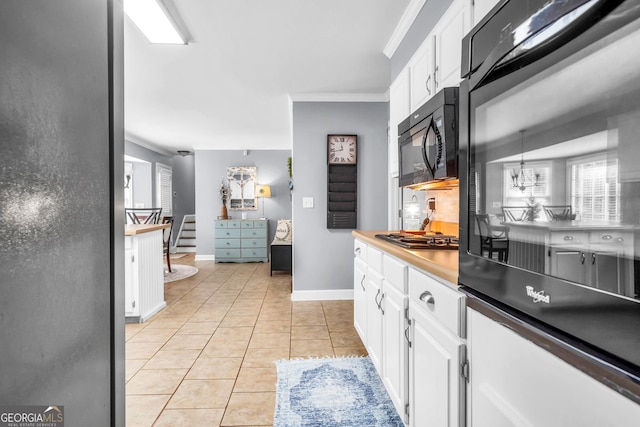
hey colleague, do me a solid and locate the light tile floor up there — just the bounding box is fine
[125,253,367,426]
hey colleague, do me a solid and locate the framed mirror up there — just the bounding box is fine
[227,166,257,210]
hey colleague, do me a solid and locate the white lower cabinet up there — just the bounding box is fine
[467,308,640,427]
[408,267,466,427]
[353,238,465,426]
[353,256,367,341]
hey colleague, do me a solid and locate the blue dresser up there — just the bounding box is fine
[215,219,268,263]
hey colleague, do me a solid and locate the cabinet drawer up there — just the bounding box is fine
[549,231,588,245]
[216,220,241,229]
[408,267,465,337]
[354,239,368,261]
[215,239,240,249]
[588,231,631,245]
[242,238,266,248]
[383,254,407,293]
[241,228,267,238]
[241,248,267,258]
[216,248,241,258]
[368,246,383,273]
[241,220,267,229]
[215,228,241,238]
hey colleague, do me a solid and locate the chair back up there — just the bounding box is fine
[543,205,574,221]
[475,214,491,242]
[502,206,528,222]
[125,208,162,224]
[162,216,174,251]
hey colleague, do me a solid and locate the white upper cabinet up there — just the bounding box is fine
[472,0,501,26]
[389,68,410,178]
[409,35,436,112]
[433,0,472,90]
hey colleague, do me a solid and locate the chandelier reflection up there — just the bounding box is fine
[510,130,539,192]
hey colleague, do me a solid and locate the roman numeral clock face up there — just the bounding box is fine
[328,135,357,164]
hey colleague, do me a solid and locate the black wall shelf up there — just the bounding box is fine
[327,164,357,229]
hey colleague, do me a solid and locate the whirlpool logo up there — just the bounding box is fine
[526,286,550,304]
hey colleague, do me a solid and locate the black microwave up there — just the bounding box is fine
[398,87,459,188]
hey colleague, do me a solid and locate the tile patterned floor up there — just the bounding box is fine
[125,254,367,426]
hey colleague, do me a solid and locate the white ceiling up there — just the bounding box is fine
[124,0,411,153]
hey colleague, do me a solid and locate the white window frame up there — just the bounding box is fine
[568,152,620,222]
[156,162,173,217]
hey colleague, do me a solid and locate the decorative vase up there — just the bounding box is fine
[220,204,228,219]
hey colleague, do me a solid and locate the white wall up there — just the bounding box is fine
[291,102,388,299]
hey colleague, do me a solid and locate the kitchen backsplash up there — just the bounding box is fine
[424,187,459,224]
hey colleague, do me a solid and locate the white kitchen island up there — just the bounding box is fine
[125,223,169,323]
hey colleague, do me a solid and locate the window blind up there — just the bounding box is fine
[569,154,619,221]
[156,163,173,217]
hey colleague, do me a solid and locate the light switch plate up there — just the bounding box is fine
[303,197,314,208]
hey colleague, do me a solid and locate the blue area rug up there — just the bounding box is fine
[274,357,404,427]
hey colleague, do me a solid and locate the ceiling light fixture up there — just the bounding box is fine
[177,150,191,157]
[510,130,540,192]
[123,0,187,45]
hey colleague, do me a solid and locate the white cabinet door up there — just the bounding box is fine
[366,268,384,374]
[354,257,367,343]
[382,281,409,424]
[409,36,435,112]
[410,300,465,427]
[389,69,410,178]
[472,0,501,26]
[124,245,138,317]
[468,309,640,427]
[433,0,471,90]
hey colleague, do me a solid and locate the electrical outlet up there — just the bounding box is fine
[303,197,314,208]
[492,201,502,208]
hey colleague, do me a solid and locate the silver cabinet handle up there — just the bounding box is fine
[374,288,381,308]
[360,275,365,291]
[434,66,439,90]
[426,74,431,95]
[581,252,586,264]
[592,253,596,265]
[379,292,385,315]
[355,247,361,256]
[419,291,435,307]
[404,325,412,348]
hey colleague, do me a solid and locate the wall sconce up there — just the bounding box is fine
[256,185,272,219]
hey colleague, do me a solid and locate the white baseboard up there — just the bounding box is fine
[291,289,354,301]
[195,254,215,261]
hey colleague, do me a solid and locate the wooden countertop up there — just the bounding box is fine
[125,223,169,236]
[352,230,458,285]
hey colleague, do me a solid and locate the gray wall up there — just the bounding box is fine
[291,102,388,295]
[0,0,124,425]
[391,0,454,80]
[125,140,196,240]
[195,150,293,257]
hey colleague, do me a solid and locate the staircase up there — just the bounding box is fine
[174,214,196,253]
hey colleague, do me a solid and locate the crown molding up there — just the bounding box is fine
[383,0,428,59]
[125,133,177,157]
[289,93,389,103]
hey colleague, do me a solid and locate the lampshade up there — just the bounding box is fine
[256,185,272,198]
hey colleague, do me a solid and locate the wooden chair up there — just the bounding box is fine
[125,208,162,224]
[476,214,509,262]
[543,205,574,221]
[162,216,174,273]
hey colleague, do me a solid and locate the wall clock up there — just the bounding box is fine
[328,134,357,164]
[327,134,358,229]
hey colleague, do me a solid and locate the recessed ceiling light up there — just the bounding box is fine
[123,0,186,45]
